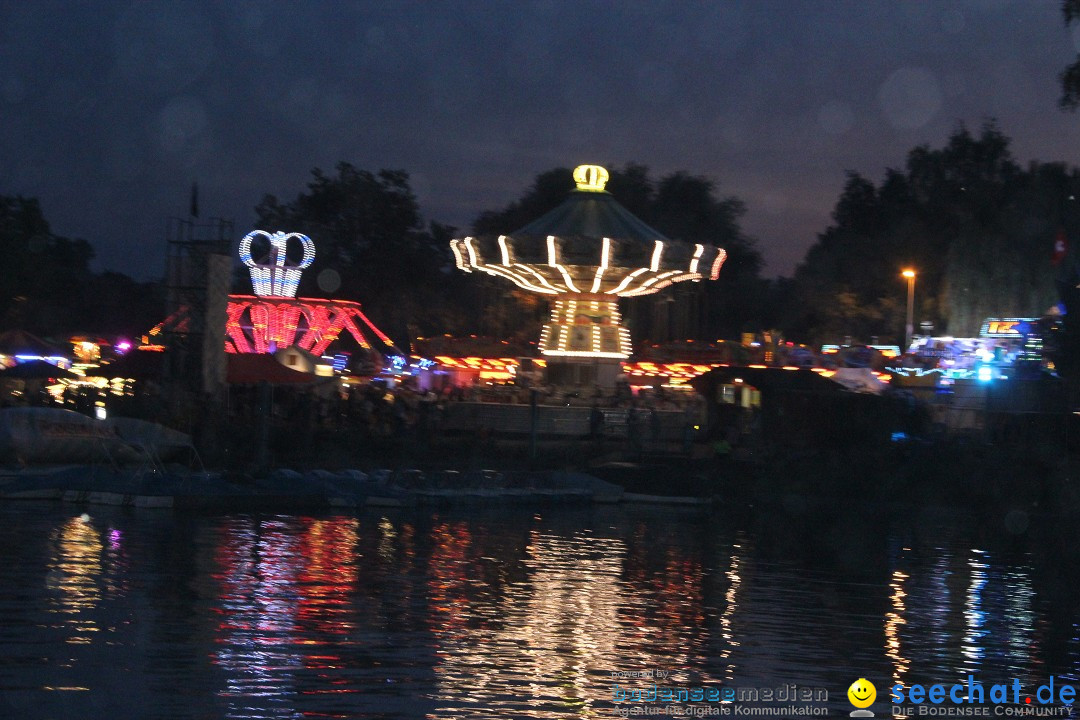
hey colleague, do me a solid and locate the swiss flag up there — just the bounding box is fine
[1053,229,1068,266]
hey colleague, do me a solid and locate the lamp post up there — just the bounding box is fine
[902,269,916,351]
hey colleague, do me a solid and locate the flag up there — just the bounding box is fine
[190,181,199,218]
[1053,228,1068,266]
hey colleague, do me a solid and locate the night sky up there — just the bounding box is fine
[3,0,1080,281]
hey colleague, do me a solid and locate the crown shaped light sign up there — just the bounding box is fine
[573,164,609,192]
[239,230,315,298]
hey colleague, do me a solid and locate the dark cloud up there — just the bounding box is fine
[1,0,1079,279]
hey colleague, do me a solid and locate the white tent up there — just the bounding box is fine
[830,367,887,394]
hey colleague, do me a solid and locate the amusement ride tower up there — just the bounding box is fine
[150,229,401,362]
[451,165,727,386]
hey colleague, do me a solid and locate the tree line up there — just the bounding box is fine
[786,122,1074,345]
[4,124,1078,360]
[0,196,162,340]
[244,124,1080,350]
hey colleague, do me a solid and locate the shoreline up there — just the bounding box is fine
[1,433,1075,520]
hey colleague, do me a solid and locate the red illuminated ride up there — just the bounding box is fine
[224,295,396,356]
[149,229,401,360]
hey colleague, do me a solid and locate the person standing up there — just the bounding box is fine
[589,403,605,448]
[627,402,642,455]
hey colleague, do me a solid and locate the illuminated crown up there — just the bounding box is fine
[238,230,315,298]
[573,164,609,192]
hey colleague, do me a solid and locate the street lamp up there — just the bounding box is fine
[901,269,916,351]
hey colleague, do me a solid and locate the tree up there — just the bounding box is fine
[1062,0,1080,109]
[253,162,473,343]
[784,123,1063,345]
[0,195,93,333]
[0,194,164,339]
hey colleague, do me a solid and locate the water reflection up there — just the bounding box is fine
[213,516,305,717]
[885,569,908,687]
[1003,567,1036,677]
[961,549,989,673]
[297,517,359,636]
[46,515,104,645]
[716,533,745,683]
[1,503,1079,718]
[419,519,626,717]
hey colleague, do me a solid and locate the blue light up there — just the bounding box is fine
[977,366,993,382]
[239,230,315,298]
[14,355,69,368]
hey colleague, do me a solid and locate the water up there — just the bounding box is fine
[1,499,1078,719]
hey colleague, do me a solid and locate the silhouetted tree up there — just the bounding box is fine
[1061,0,1080,108]
[786,123,1062,345]
[253,162,472,342]
[0,194,164,339]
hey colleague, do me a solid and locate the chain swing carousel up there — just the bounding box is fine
[451,164,727,387]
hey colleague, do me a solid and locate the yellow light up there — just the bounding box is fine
[449,240,468,271]
[689,244,704,274]
[606,267,648,295]
[901,269,915,279]
[590,266,605,293]
[497,235,511,265]
[622,269,682,297]
[573,164,609,192]
[481,264,554,294]
[512,263,560,293]
[710,248,727,280]
[555,264,580,292]
[541,349,628,359]
[650,240,664,272]
[463,237,479,266]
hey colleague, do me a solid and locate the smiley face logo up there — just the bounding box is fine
[848,678,876,709]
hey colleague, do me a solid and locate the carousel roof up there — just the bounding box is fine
[513,190,668,244]
[450,164,726,298]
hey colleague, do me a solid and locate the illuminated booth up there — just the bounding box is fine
[451,165,727,387]
[149,230,401,368]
